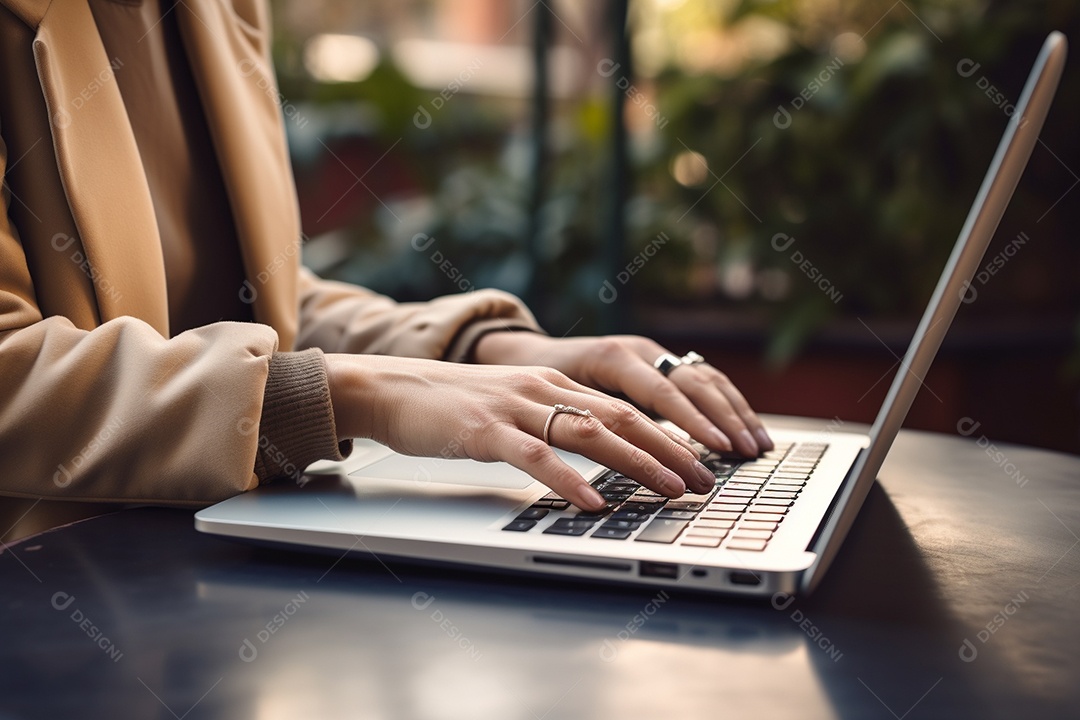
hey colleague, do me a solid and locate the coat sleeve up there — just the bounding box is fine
[0,138,281,507]
[294,267,545,362]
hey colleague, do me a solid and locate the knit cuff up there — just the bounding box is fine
[253,349,350,484]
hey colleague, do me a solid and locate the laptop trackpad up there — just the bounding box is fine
[349,452,601,490]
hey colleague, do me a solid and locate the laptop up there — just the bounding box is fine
[196,32,1066,597]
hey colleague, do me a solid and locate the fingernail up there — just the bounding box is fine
[694,462,717,493]
[572,484,605,510]
[660,468,687,496]
[754,427,774,452]
[708,427,732,451]
[738,430,760,457]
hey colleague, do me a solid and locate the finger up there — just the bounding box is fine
[600,356,735,454]
[667,364,759,457]
[701,365,774,451]
[540,397,715,495]
[531,366,700,456]
[569,385,700,457]
[490,424,607,511]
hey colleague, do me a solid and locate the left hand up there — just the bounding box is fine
[473,332,772,457]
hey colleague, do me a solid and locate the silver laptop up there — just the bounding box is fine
[196,33,1066,597]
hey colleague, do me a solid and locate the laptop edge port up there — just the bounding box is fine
[729,570,761,586]
[639,561,678,579]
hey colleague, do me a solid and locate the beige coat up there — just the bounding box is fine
[0,0,539,539]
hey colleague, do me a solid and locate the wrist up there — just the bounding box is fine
[326,354,377,441]
[473,330,549,365]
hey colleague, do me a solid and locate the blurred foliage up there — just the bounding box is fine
[273,0,1080,363]
[646,0,1080,361]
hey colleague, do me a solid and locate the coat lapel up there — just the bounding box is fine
[175,0,300,349]
[31,0,170,336]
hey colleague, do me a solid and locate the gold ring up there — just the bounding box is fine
[543,404,595,445]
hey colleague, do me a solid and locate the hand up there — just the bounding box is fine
[473,333,773,457]
[324,354,718,510]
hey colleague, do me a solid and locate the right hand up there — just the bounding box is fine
[325,354,718,510]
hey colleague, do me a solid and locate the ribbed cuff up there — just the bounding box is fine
[253,349,350,484]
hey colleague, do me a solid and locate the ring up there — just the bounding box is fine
[543,403,595,445]
[681,351,706,366]
[653,353,683,376]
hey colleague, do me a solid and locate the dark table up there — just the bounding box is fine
[2,418,1079,719]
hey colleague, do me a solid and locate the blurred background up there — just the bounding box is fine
[269,0,1080,454]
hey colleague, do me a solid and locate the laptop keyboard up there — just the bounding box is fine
[501,442,826,552]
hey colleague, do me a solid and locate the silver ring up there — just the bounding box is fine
[681,351,706,366]
[653,353,683,377]
[543,404,594,445]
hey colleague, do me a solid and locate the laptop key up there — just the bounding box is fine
[711,502,751,512]
[601,519,643,531]
[656,509,697,521]
[634,518,689,544]
[700,510,742,521]
[592,527,633,540]
[704,460,738,477]
[745,512,786,523]
[503,519,536,532]
[686,527,728,539]
[630,489,666,500]
[573,504,617,518]
[549,517,599,529]
[726,538,769,551]
[681,536,721,548]
[694,519,735,529]
[664,500,706,512]
[531,499,571,510]
[543,524,591,536]
[740,520,779,531]
[733,471,772,479]
[752,498,794,507]
[718,489,757,498]
[621,501,666,514]
[724,482,764,491]
[732,529,773,540]
[611,510,654,522]
[759,491,799,500]
[517,508,549,520]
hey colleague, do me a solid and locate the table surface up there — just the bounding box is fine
[2,417,1079,720]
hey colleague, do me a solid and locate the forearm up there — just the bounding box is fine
[1,316,277,505]
[295,267,543,362]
